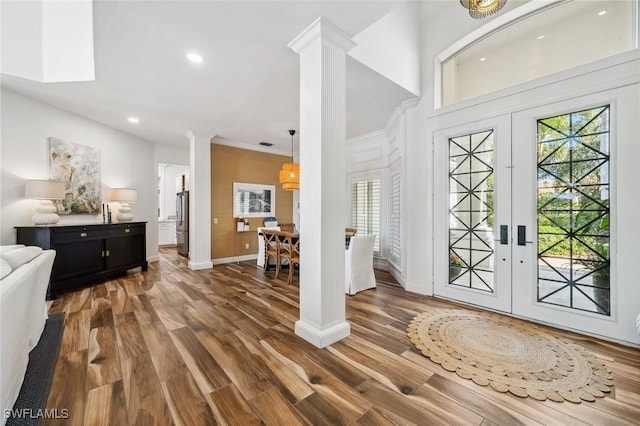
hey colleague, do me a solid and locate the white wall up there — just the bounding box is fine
[0,88,158,261]
[155,143,189,166]
[349,1,421,96]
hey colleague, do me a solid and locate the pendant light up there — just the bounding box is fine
[279,129,299,191]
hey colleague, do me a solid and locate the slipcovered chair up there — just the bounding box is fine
[345,234,376,295]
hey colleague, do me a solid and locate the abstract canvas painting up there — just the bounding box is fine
[49,137,102,214]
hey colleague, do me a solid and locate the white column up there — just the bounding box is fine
[288,18,355,348]
[185,130,213,270]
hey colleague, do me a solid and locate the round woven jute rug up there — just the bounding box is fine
[407,309,613,403]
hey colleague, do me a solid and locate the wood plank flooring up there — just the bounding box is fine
[43,248,640,425]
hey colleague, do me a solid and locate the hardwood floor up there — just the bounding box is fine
[44,248,640,425]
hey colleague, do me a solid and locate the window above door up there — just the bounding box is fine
[438,0,637,108]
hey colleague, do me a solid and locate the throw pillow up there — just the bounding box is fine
[1,246,43,270]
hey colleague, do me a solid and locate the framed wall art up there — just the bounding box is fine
[233,182,275,218]
[49,137,102,214]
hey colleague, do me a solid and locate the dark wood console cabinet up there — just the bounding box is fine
[16,222,148,298]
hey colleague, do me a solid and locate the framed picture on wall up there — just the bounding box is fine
[233,182,275,218]
[49,137,102,214]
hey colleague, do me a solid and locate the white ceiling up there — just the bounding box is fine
[1,1,418,153]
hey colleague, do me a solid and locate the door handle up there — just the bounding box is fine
[517,225,533,246]
[499,225,508,245]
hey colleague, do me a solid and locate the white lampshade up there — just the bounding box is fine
[24,179,65,226]
[24,180,65,200]
[111,188,137,222]
[110,188,138,203]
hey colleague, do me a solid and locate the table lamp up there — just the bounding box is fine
[24,179,65,225]
[110,188,138,221]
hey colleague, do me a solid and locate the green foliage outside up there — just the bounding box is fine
[536,107,610,277]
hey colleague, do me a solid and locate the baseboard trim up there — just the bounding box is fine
[388,265,406,289]
[294,320,351,348]
[147,255,160,263]
[406,282,431,295]
[188,260,213,270]
[212,254,258,265]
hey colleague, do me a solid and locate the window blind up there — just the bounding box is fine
[351,179,381,253]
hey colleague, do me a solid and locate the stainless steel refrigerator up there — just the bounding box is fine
[176,190,189,257]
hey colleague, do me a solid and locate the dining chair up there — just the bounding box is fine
[279,234,300,285]
[279,223,295,232]
[257,226,280,268]
[262,230,279,274]
[345,234,376,295]
[345,227,357,236]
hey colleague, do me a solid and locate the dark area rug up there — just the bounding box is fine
[7,312,65,426]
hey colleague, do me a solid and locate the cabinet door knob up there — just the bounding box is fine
[80,232,88,237]
[106,250,110,257]
[125,228,130,233]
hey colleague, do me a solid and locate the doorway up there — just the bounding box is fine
[158,163,189,247]
[433,87,637,339]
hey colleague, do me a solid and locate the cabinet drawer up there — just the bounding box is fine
[53,226,107,243]
[109,223,145,237]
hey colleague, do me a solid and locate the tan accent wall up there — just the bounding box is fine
[211,144,293,260]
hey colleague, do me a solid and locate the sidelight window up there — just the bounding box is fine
[449,130,495,291]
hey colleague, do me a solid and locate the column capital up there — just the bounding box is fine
[184,130,215,143]
[288,17,356,55]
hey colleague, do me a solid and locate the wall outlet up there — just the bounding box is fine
[213,217,218,224]
[245,243,250,249]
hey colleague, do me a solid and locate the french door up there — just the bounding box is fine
[434,87,636,338]
[434,115,512,313]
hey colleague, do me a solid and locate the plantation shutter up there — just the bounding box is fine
[389,170,401,268]
[351,179,381,254]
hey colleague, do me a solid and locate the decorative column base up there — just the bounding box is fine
[294,320,351,349]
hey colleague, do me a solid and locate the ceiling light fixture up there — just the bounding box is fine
[128,117,140,124]
[598,9,607,16]
[279,130,299,191]
[537,34,545,40]
[187,52,204,64]
[460,0,506,19]
[480,57,486,62]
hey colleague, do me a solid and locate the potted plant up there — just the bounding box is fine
[449,253,466,281]
[573,208,609,313]
[576,241,610,314]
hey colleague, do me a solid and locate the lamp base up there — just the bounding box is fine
[117,203,134,222]
[32,200,60,226]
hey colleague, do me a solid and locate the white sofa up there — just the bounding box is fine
[0,245,56,422]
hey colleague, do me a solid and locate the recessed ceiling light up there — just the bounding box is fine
[537,34,545,40]
[187,52,204,64]
[598,9,607,16]
[128,117,140,124]
[480,57,486,62]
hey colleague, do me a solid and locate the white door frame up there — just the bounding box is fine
[433,115,512,313]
